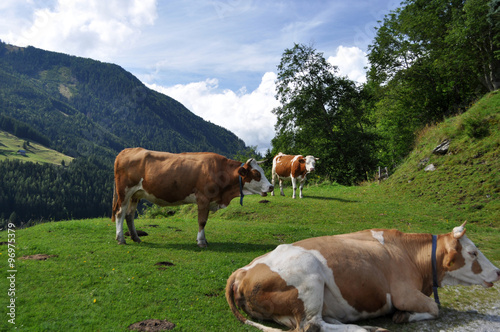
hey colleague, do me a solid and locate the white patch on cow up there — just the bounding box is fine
[442,235,500,287]
[371,230,385,245]
[243,244,380,323]
[304,155,317,173]
[408,312,435,322]
[242,158,274,195]
[197,229,207,247]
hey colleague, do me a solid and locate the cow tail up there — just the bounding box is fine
[226,272,285,332]
[111,182,117,222]
[225,272,247,325]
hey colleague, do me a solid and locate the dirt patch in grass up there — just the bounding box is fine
[128,319,175,331]
[155,261,175,270]
[19,254,58,260]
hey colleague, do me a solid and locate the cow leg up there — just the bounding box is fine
[391,288,439,323]
[299,178,305,198]
[125,199,141,243]
[196,203,210,247]
[291,177,297,199]
[115,200,129,244]
[279,178,285,196]
[271,172,276,196]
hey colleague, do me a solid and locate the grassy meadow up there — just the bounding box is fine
[1,91,499,331]
[0,130,73,165]
[0,182,499,332]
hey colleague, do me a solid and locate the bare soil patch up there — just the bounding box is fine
[19,254,58,260]
[128,319,175,331]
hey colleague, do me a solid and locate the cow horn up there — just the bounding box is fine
[256,159,267,164]
[453,222,467,239]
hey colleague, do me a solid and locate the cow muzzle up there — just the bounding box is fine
[483,270,500,288]
[261,185,274,196]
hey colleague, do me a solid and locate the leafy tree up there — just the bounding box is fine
[272,44,377,185]
[366,0,498,166]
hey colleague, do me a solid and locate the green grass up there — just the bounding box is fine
[0,92,499,331]
[0,182,498,332]
[0,130,73,165]
[386,91,500,227]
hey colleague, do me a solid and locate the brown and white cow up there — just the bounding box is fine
[112,148,273,247]
[271,153,319,199]
[226,222,500,332]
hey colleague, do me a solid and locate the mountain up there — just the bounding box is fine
[0,42,251,226]
[0,41,248,162]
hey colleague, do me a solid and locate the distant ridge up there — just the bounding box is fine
[0,41,249,163]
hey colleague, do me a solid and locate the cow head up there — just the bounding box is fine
[238,158,274,196]
[303,155,319,173]
[441,222,500,288]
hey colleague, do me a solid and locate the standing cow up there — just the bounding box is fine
[226,222,500,331]
[271,153,319,198]
[112,148,274,247]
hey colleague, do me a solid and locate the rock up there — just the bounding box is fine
[425,164,436,171]
[418,157,430,168]
[432,139,450,155]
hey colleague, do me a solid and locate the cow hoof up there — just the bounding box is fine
[197,241,208,248]
[117,241,127,245]
[132,237,142,243]
[392,311,410,324]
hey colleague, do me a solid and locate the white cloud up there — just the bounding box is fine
[147,72,279,154]
[327,46,368,84]
[1,0,157,61]
[145,46,369,154]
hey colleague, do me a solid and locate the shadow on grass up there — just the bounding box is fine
[140,241,277,253]
[305,195,359,203]
[359,307,500,331]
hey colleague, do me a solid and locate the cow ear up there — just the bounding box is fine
[238,166,248,177]
[453,222,467,239]
[444,249,458,269]
[299,159,305,164]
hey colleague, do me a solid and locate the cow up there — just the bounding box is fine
[112,148,274,247]
[271,153,319,199]
[226,222,500,332]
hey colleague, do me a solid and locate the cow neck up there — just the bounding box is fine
[431,235,440,305]
[239,163,244,206]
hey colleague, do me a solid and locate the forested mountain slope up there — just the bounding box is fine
[0,42,250,225]
[0,42,247,162]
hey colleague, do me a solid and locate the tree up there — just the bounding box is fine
[366,0,498,166]
[272,44,377,185]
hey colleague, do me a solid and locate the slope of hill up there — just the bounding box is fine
[0,41,251,225]
[0,42,248,162]
[0,130,73,165]
[384,90,499,226]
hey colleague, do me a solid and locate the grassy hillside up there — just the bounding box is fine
[0,130,73,165]
[385,90,500,226]
[0,183,498,332]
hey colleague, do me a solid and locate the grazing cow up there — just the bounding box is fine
[226,222,500,332]
[112,148,273,247]
[271,153,319,198]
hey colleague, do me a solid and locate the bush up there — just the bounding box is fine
[463,115,490,138]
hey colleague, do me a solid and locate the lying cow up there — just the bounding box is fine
[226,222,500,331]
[271,153,319,198]
[112,148,273,247]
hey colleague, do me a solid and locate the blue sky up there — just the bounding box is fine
[0,0,400,153]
